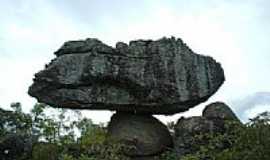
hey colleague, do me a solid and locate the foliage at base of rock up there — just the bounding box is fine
[1,103,270,160]
[0,133,36,160]
[62,123,132,160]
[178,112,270,160]
[32,143,59,160]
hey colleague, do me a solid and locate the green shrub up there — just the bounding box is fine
[156,149,179,160]
[180,112,270,160]
[61,154,76,160]
[80,126,107,148]
[78,154,96,160]
[32,143,59,160]
[216,112,270,160]
[181,154,200,160]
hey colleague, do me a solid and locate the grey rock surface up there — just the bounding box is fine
[202,102,239,120]
[28,37,225,114]
[174,116,216,156]
[107,112,173,156]
[174,102,240,158]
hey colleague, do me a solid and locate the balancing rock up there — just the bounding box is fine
[28,37,225,114]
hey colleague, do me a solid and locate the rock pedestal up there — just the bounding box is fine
[107,112,173,157]
[28,37,226,159]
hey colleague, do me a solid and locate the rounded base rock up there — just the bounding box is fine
[107,112,173,157]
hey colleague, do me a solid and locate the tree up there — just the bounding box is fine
[0,102,33,135]
[30,103,46,137]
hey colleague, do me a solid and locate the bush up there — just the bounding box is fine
[32,143,59,160]
[1,103,269,160]
[157,150,180,160]
[216,112,270,160]
[62,124,132,160]
[180,112,270,160]
[80,125,107,148]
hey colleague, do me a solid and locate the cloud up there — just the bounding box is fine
[0,0,92,111]
[230,92,270,122]
[0,0,269,122]
[0,0,94,58]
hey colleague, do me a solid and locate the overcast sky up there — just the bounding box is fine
[0,0,269,123]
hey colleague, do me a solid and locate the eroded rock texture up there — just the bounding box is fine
[174,116,217,156]
[174,102,241,158]
[202,101,239,121]
[28,37,225,114]
[107,112,173,157]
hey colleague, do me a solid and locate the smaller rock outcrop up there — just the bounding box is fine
[202,101,239,120]
[174,102,240,158]
[107,112,173,157]
[174,116,216,156]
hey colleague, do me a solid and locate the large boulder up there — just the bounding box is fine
[107,112,173,156]
[28,37,225,114]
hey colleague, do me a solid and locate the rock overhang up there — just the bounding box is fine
[28,37,225,115]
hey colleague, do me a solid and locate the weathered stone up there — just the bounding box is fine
[54,38,115,56]
[202,102,239,121]
[174,116,216,156]
[174,102,240,158]
[28,37,225,114]
[107,112,173,156]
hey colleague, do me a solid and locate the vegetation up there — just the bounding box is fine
[157,112,270,160]
[0,103,131,160]
[0,103,270,160]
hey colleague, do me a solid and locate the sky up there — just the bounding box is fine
[0,0,270,123]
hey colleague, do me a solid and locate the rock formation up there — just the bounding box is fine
[174,101,240,158]
[203,101,239,120]
[28,37,226,159]
[28,37,224,114]
[174,116,215,156]
[107,112,173,156]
